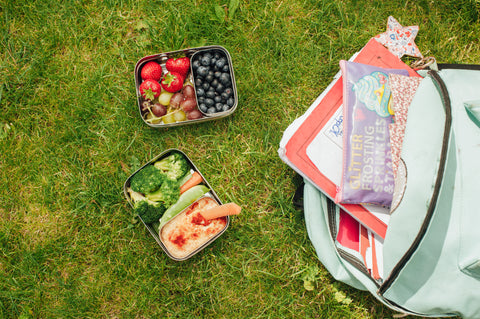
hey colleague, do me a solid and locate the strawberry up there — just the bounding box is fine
[161,71,184,93]
[166,57,191,77]
[141,61,163,81]
[139,79,162,101]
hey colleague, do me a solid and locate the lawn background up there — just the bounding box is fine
[1,0,479,318]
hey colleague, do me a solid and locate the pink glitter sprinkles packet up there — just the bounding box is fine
[336,61,409,208]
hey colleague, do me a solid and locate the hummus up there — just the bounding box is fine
[160,197,227,259]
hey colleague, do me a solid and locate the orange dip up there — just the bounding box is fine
[160,197,227,259]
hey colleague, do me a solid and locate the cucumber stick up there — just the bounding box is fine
[178,171,193,187]
[159,185,209,230]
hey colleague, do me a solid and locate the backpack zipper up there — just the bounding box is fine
[378,70,452,295]
[437,64,480,71]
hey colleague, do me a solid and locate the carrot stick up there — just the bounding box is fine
[180,171,203,194]
[200,203,241,220]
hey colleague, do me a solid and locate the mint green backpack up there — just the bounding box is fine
[303,65,480,318]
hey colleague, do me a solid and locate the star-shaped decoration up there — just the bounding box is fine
[374,16,423,59]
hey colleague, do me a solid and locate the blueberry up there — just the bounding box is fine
[214,96,222,103]
[199,103,207,112]
[215,103,223,111]
[216,58,226,69]
[222,104,230,112]
[219,73,230,85]
[214,71,222,78]
[195,78,203,86]
[221,92,229,101]
[205,74,214,83]
[202,82,210,90]
[211,79,219,88]
[196,87,205,97]
[196,66,208,77]
[207,107,216,114]
[227,97,234,107]
[198,96,205,103]
[224,87,233,97]
[205,98,214,107]
[192,60,201,70]
[216,83,224,93]
[214,52,221,60]
[200,55,211,66]
[222,64,230,72]
[205,90,215,99]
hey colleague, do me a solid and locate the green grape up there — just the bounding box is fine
[162,112,176,124]
[173,110,186,122]
[158,91,173,106]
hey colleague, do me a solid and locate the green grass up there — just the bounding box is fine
[1,0,479,318]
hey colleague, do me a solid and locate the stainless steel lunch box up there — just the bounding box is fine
[134,46,238,128]
[123,149,230,261]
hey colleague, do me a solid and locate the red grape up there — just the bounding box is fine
[187,109,203,120]
[180,98,197,112]
[183,85,196,99]
[151,103,167,117]
[170,92,184,109]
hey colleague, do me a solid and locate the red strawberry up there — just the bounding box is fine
[141,61,163,81]
[166,57,190,77]
[161,71,184,93]
[139,79,162,101]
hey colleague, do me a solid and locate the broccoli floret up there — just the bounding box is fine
[145,178,180,207]
[135,200,165,224]
[127,188,166,224]
[153,152,189,181]
[130,165,165,194]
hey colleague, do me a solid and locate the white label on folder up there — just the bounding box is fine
[323,107,344,148]
[306,106,344,185]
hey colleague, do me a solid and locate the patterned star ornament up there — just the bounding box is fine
[374,16,423,59]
